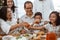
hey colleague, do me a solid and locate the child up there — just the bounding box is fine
[44,11,60,32]
[42,11,60,37]
[30,12,46,33]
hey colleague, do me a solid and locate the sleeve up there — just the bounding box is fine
[15,8,19,19]
[1,20,11,34]
[39,21,45,26]
[56,26,60,37]
[19,18,23,23]
[44,24,49,29]
[44,23,53,32]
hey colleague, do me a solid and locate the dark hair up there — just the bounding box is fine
[34,12,42,19]
[24,1,33,8]
[3,0,16,13]
[49,11,60,26]
[58,12,60,17]
[0,7,7,21]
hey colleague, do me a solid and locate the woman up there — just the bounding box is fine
[6,8,17,26]
[44,11,60,37]
[3,0,16,12]
[6,8,23,34]
[0,7,21,35]
[2,0,18,19]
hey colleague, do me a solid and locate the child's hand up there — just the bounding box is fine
[34,19,40,24]
[44,21,49,25]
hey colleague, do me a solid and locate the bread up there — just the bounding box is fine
[37,31,45,35]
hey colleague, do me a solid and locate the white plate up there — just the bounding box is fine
[2,35,16,40]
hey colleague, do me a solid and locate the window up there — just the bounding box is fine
[12,0,60,18]
[53,0,60,11]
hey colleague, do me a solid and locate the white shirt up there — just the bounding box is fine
[6,19,17,26]
[12,8,19,19]
[32,21,45,33]
[33,0,54,21]
[45,23,60,32]
[0,19,11,34]
[21,14,34,25]
[6,18,23,34]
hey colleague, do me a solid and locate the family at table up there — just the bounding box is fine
[0,0,60,40]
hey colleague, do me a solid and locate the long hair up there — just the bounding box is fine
[49,11,60,26]
[0,7,7,21]
[3,0,16,13]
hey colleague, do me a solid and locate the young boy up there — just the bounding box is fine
[30,12,45,33]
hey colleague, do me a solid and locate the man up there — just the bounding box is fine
[21,1,34,25]
[33,0,54,21]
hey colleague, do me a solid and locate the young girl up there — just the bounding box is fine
[44,11,60,37]
[45,11,60,31]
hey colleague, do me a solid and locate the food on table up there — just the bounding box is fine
[37,31,45,35]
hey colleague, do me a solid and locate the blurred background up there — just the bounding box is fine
[0,0,60,18]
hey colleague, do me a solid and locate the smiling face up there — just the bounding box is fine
[7,8,12,19]
[49,13,57,24]
[7,0,13,8]
[24,3,33,15]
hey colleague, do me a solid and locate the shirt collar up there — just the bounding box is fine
[25,13,34,19]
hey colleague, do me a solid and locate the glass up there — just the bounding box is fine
[46,32,57,40]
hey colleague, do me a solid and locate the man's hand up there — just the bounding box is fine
[22,22,30,28]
